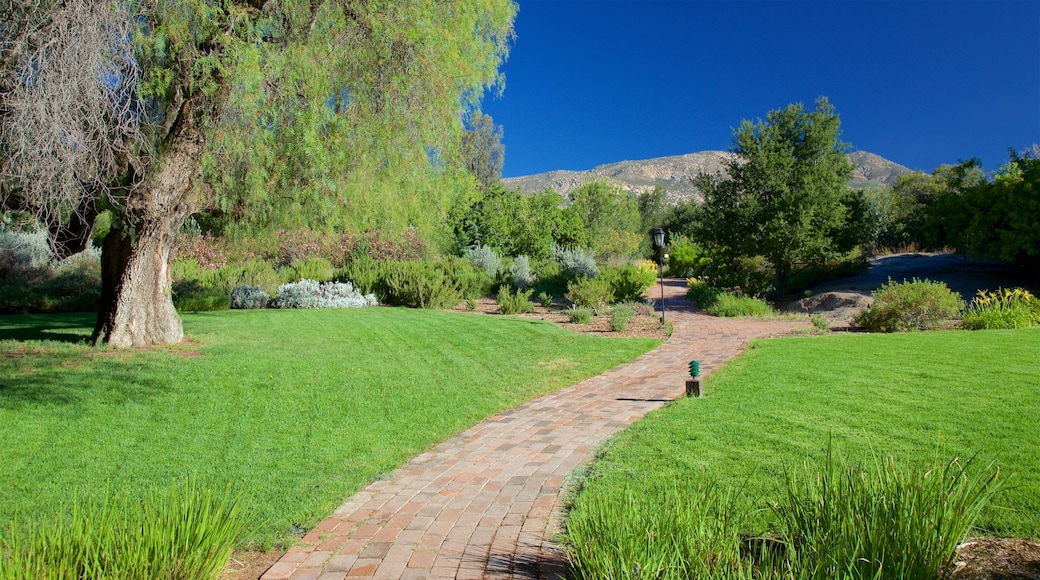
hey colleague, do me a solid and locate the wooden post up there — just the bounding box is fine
[685,378,702,397]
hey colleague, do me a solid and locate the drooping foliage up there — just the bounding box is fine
[198,0,518,237]
[0,0,517,345]
[694,97,860,297]
[460,110,506,192]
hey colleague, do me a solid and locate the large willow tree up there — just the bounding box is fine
[0,0,516,347]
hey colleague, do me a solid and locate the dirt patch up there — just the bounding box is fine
[952,537,1040,580]
[219,549,284,580]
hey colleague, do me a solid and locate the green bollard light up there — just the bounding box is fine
[688,360,700,378]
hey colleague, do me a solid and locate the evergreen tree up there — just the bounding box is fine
[694,97,857,297]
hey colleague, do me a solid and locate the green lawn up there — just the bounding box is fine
[0,308,659,548]
[576,328,1040,538]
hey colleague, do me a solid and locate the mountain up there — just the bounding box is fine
[503,150,913,203]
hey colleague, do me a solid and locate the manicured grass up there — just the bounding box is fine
[574,328,1040,538]
[0,308,659,549]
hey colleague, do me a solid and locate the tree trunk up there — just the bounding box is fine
[92,114,203,348]
[773,262,789,300]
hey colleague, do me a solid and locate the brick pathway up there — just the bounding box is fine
[261,279,809,580]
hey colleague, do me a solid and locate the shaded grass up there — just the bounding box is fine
[574,328,1040,538]
[0,308,659,549]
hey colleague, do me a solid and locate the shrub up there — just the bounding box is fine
[173,281,230,312]
[703,292,773,318]
[229,284,270,309]
[567,306,594,324]
[271,279,377,309]
[0,229,51,279]
[565,276,613,314]
[855,278,964,332]
[36,249,102,312]
[496,286,534,315]
[554,246,598,279]
[686,277,721,309]
[609,304,634,332]
[593,228,642,263]
[437,255,494,299]
[336,253,380,295]
[288,257,335,283]
[600,262,656,303]
[463,244,502,278]
[630,301,654,317]
[374,261,460,309]
[536,291,554,307]
[510,255,537,290]
[665,237,710,278]
[961,287,1040,330]
[238,259,282,295]
[0,480,245,580]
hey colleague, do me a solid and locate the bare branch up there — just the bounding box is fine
[1,0,147,231]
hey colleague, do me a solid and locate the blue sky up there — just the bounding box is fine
[481,0,1040,178]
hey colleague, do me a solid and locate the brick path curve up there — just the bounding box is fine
[262,279,809,579]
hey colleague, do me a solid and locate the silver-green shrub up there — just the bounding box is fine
[229,284,270,309]
[510,255,536,290]
[0,229,53,284]
[553,245,598,279]
[271,279,377,309]
[463,244,501,277]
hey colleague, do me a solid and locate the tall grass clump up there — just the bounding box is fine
[855,278,964,332]
[0,481,245,580]
[775,449,1002,580]
[566,483,753,580]
[961,287,1040,330]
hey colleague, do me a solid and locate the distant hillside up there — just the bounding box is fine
[503,150,912,203]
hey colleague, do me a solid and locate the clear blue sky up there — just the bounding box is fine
[481,0,1040,178]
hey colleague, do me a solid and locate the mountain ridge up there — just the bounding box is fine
[503,150,913,202]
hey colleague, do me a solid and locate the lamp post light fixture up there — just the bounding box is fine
[651,227,665,325]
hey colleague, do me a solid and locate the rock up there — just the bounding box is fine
[784,291,873,324]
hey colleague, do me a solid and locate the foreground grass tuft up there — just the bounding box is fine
[0,480,244,580]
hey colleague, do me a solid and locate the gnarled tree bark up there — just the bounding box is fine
[92,109,203,348]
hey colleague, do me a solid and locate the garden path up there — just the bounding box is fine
[261,279,809,579]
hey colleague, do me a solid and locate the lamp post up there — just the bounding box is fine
[652,227,665,325]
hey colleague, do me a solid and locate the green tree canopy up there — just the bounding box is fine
[928,150,1040,263]
[694,97,858,297]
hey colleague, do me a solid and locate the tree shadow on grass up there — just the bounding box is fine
[0,312,95,343]
[0,361,172,410]
[0,312,174,410]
